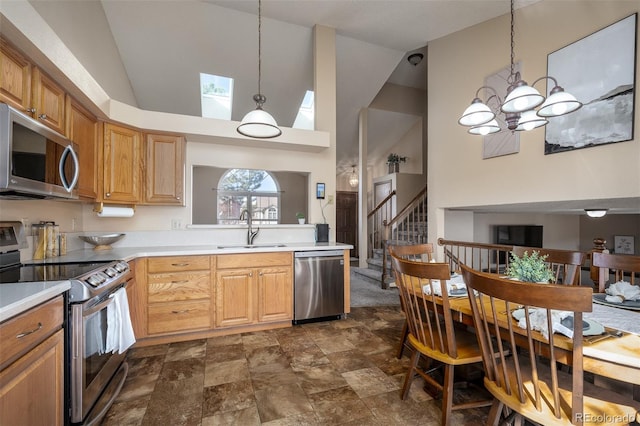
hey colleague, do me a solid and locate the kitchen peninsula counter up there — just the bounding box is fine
[39,242,352,264]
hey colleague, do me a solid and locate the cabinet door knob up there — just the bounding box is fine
[26,108,36,114]
[38,114,48,120]
[106,192,111,197]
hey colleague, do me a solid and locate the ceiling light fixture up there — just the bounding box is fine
[407,53,423,66]
[237,0,282,139]
[458,0,582,135]
[585,209,608,218]
[348,165,359,188]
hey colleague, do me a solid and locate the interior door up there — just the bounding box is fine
[336,191,357,258]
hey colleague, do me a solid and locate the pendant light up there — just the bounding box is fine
[348,165,359,188]
[458,0,582,135]
[237,0,282,138]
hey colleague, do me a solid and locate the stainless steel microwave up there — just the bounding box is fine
[0,103,79,199]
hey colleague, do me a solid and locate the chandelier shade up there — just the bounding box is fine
[237,0,281,139]
[469,119,500,136]
[536,87,582,117]
[458,0,582,136]
[501,80,544,113]
[458,98,495,126]
[515,110,548,132]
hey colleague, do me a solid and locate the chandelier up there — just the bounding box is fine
[458,0,582,136]
[237,0,282,138]
[348,165,359,188]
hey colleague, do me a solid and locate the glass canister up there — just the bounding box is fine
[32,223,47,260]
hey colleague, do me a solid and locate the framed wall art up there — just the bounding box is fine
[545,13,637,155]
[614,235,635,255]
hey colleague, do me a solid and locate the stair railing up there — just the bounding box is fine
[367,190,396,260]
[379,186,428,287]
[437,238,513,273]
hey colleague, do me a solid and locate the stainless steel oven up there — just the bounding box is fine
[0,222,133,425]
[68,261,132,425]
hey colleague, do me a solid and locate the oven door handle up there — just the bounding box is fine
[84,294,116,317]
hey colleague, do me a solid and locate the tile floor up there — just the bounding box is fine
[102,306,491,425]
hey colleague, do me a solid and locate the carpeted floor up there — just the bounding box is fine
[350,270,400,308]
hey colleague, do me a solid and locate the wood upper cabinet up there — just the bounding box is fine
[31,67,66,134]
[66,97,98,199]
[0,296,65,426]
[101,122,143,203]
[0,40,66,134]
[144,133,185,205]
[0,39,31,112]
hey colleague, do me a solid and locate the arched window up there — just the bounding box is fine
[217,169,280,224]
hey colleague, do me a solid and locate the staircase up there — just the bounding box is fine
[353,185,428,288]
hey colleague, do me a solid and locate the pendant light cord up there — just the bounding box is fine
[257,0,262,97]
[509,0,515,85]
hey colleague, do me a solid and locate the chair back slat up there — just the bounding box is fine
[461,265,593,424]
[511,246,585,285]
[592,251,640,292]
[391,256,461,358]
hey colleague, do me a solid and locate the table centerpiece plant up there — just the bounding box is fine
[505,250,554,283]
[296,212,305,224]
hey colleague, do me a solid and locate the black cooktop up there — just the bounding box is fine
[0,261,113,284]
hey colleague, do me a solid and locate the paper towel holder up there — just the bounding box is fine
[94,202,136,218]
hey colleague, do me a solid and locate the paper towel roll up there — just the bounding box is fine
[97,206,135,218]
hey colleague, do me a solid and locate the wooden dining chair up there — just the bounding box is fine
[592,251,640,293]
[390,255,492,425]
[511,246,585,285]
[460,265,640,425]
[388,243,434,359]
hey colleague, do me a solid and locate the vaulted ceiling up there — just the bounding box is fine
[31,0,539,173]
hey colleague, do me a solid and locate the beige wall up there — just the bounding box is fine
[428,1,640,245]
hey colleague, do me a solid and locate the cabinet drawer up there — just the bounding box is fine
[0,296,63,369]
[147,271,211,303]
[147,256,210,273]
[217,252,292,269]
[147,300,210,335]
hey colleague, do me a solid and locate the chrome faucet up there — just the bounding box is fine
[239,209,259,245]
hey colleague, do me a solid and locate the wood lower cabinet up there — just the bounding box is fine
[0,296,65,426]
[215,268,255,328]
[144,133,185,205]
[133,253,294,345]
[145,256,212,336]
[216,252,293,328]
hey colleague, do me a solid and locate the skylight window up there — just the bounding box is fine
[200,73,233,120]
[293,90,314,130]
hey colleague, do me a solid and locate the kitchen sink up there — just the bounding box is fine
[217,244,287,249]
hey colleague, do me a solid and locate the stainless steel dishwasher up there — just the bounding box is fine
[294,250,345,323]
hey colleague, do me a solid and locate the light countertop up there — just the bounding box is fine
[30,242,353,264]
[0,280,70,323]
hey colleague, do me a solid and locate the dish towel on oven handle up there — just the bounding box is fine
[106,287,136,354]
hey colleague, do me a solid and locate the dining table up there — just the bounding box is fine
[422,279,640,389]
